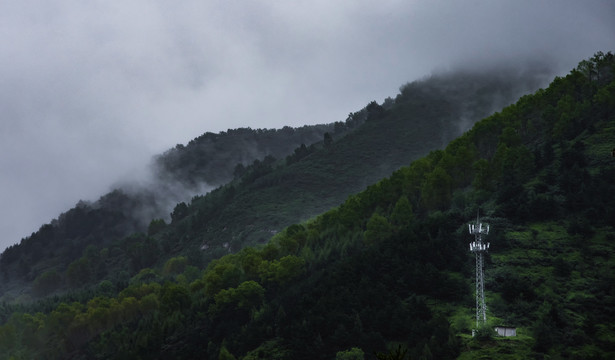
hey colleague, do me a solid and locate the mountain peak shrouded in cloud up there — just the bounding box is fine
[0,0,614,252]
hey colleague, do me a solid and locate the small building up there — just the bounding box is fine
[494,326,517,337]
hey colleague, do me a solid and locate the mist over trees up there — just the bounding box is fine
[1,53,614,358]
[1,62,550,302]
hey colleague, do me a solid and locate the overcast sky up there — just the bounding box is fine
[0,1,613,252]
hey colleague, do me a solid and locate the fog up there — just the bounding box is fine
[1,0,613,252]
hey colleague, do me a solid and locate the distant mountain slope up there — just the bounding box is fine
[0,124,339,299]
[153,125,339,187]
[162,65,552,252]
[0,63,551,301]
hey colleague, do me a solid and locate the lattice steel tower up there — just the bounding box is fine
[468,214,490,328]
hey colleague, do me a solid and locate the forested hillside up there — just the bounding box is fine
[1,52,614,359]
[0,64,548,302]
[153,125,338,187]
[0,124,338,300]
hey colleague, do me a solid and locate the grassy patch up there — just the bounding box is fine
[458,330,535,360]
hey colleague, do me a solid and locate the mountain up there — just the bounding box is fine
[0,124,338,297]
[0,63,549,302]
[156,65,552,257]
[152,125,341,187]
[2,52,613,358]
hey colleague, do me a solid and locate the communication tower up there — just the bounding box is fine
[468,213,490,328]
